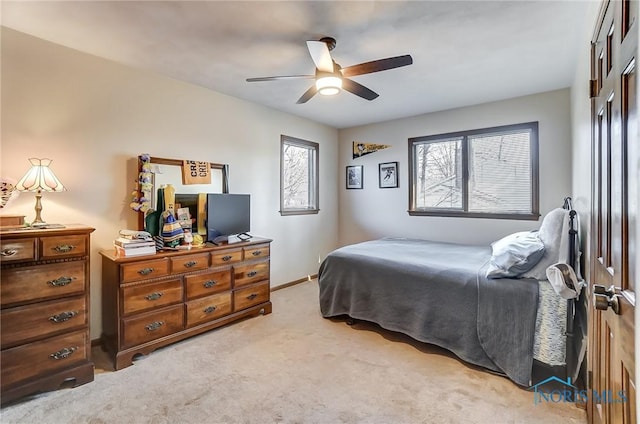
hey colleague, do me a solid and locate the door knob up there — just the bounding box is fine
[593,284,618,297]
[594,293,620,314]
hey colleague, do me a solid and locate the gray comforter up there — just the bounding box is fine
[318,238,539,386]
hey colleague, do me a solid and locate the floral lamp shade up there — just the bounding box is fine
[15,158,66,225]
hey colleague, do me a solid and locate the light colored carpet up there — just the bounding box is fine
[1,280,585,423]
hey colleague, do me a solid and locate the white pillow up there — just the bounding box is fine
[522,208,569,280]
[486,231,545,278]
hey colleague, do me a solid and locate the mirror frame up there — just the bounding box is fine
[137,156,229,230]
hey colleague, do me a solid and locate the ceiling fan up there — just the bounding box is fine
[246,37,413,104]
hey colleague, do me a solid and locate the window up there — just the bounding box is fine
[408,122,539,220]
[280,135,319,215]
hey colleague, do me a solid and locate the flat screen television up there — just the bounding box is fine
[206,193,251,243]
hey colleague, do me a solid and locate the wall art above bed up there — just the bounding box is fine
[378,162,398,188]
[346,165,363,189]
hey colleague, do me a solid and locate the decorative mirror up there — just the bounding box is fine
[136,156,229,230]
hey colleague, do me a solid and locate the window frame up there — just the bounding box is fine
[280,135,319,216]
[408,122,540,220]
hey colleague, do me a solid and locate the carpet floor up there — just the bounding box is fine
[1,280,585,423]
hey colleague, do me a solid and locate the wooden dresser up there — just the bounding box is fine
[0,224,95,404]
[100,237,272,370]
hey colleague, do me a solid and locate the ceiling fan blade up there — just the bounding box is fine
[341,55,413,78]
[246,75,315,82]
[306,40,334,72]
[296,85,318,104]
[342,78,379,101]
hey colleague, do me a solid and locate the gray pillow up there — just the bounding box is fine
[486,231,545,278]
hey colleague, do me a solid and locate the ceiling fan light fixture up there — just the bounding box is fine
[316,76,342,96]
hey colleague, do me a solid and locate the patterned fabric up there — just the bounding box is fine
[0,177,19,208]
[533,280,567,365]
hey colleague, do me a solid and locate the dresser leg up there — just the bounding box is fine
[1,362,94,406]
[115,352,136,371]
[260,302,273,315]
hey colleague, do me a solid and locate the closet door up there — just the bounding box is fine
[588,1,637,423]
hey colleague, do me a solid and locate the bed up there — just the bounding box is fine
[318,200,587,387]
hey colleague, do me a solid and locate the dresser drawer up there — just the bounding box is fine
[40,234,87,259]
[1,296,87,348]
[121,258,169,283]
[0,238,36,263]
[233,281,270,311]
[122,279,183,316]
[211,248,242,266]
[1,330,88,389]
[234,261,269,287]
[1,261,86,306]
[170,253,209,272]
[185,269,232,299]
[243,244,270,260]
[186,292,232,327]
[122,305,184,349]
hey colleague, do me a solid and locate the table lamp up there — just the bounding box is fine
[15,158,66,226]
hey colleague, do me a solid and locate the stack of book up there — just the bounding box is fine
[114,236,156,257]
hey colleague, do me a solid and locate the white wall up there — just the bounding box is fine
[337,89,572,247]
[1,28,339,339]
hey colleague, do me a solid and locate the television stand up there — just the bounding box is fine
[99,236,273,370]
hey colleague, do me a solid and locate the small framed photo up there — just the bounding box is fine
[379,162,398,188]
[346,165,363,189]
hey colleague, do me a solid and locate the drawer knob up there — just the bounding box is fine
[203,280,217,288]
[222,255,232,261]
[138,267,154,275]
[145,292,163,301]
[247,293,258,300]
[184,261,197,268]
[53,244,76,253]
[204,306,217,314]
[252,250,262,256]
[48,276,74,287]
[1,249,18,257]
[247,271,258,278]
[49,310,79,323]
[50,346,78,360]
[145,321,165,331]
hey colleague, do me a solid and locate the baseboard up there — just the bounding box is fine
[271,274,318,292]
[91,337,103,348]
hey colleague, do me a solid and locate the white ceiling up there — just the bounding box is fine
[2,1,590,129]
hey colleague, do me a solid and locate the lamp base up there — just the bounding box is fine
[32,190,45,225]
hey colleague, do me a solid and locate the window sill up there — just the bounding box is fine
[407,210,540,220]
[280,209,320,216]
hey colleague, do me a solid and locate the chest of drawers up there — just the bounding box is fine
[0,225,95,404]
[100,237,272,370]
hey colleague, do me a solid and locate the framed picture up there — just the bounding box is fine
[346,165,363,189]
[379,162,398,188]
